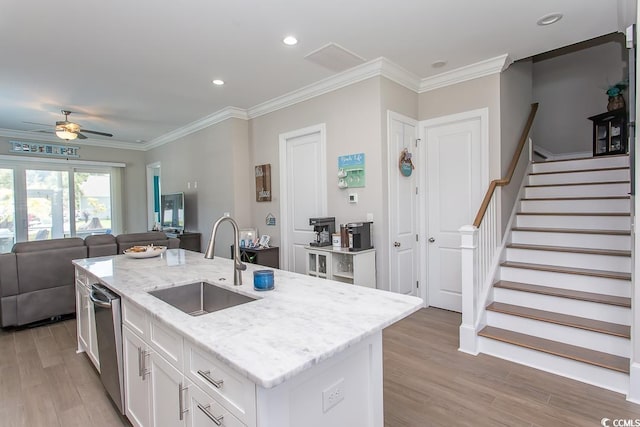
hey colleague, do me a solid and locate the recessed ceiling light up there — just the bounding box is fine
[537,13,563,26]
[212,79,225,86]
[432,60,447,68]
[283,36,298,46]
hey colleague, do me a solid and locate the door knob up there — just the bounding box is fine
[428,237,435,243]
[393,242,401,247]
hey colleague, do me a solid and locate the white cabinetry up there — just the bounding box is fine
[123,326,151,427]
[121,300,246,427]
[304,247,376,288]
[75,268,100,369]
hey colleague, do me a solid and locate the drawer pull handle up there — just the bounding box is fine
[197,403,224,426]
[178,382,189,420]
[197,369,224,388]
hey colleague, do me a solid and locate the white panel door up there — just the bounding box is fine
[280,125,327,274]
[425,118,482,312]
[123,327,151,427]
[150,352,187,426]
[388,112,419,297]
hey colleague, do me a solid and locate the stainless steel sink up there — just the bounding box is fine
[149,282,256,316]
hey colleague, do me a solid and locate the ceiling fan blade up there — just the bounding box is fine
[81,129,113,137]
[23,121,51,127]
[76,132,88,140]
[32,129,54,134]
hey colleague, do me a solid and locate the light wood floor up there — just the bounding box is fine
[384,308,640,426]
[2,308,640,426]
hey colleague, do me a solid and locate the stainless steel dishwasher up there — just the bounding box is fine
[90,283,125,415]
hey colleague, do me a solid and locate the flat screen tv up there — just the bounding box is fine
[161,192,185,232]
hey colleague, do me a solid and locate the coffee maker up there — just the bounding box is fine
[309,217,336,247]
[347,221,373,251]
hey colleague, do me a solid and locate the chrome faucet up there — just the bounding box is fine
[204,215,247,286]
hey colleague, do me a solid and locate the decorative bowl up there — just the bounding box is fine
[123,245,167,259]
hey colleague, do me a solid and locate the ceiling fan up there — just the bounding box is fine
[26,110,113,141]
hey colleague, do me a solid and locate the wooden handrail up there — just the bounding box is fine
[472,103,539,227]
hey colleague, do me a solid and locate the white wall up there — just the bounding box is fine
[532,38,627,155]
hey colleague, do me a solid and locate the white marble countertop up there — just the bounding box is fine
[73,249,423,389]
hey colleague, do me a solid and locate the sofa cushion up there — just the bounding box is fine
[16,285,75,326]
[12,237,85,253]
[85,234,118,257]
[15,241,87,294]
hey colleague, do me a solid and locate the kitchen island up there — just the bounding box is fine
[73,249,422,427]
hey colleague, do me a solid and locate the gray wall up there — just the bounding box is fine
[532,39,627,155]
[379,78,419,289]
[249,77,389,287]
[145,118,251,255]
[0,136,147,234]
[500,60,533,233]
[419,74,502,180]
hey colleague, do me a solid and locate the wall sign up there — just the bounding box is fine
[337,153,365,188]
[10,141,80,158]
[255,164,272,202]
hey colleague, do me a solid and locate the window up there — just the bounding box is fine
[0,156,123,252]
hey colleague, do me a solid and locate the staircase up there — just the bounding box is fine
[477,154,632,393]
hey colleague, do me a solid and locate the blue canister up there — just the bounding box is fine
[253,270,274,291]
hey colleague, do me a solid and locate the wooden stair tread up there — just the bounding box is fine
[494,280,631,307]
[478,326,630,373]
[500,261,631,281]
[521,196,630,201]
[532,154,629,164]
[526,180,629,188]
[516,212,630,216]
[529,166,629,176]
[506,243,631,257]
[486,302,630,338]
[511,227,630,236]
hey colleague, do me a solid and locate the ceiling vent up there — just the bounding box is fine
[304,43,366,72]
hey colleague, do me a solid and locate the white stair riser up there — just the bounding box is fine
[505,248,631,273]
[532,156,629,174]
[516,214,631,230]
[520,198,629,213]
[498,267,630,297]
[511,230,630,251]
[525,183,630,198]
[529,169,629,186]
[478,337,629,394]
[486,311,630,357]
[493,288,631,325]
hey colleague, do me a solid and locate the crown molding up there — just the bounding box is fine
[419,54,512,93]
[247,58,388,119]
[378,57,422,92]
[144,106,249,150]
[0,128,144,151]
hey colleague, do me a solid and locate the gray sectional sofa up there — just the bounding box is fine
[0,231,180,327]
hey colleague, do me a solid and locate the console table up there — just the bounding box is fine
[231,245,280,269]
[165,231,202,252]
[304,246,376,288]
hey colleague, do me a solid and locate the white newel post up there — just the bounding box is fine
[459,224,479,355]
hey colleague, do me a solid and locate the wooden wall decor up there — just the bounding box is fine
[255,164,272,202]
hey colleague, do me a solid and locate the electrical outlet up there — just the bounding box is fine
[322,378,345,412]
[366,213,374,222]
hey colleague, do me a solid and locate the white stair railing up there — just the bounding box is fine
[458,103,538,355]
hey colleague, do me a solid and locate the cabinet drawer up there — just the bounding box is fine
[122,300,147,338]
[185,342,255,424]
[189,381,246,427]
[149,319,183,369]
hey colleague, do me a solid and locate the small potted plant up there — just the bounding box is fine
[606,80,628,111]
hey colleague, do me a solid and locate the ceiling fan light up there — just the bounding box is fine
[56,129,78,140]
